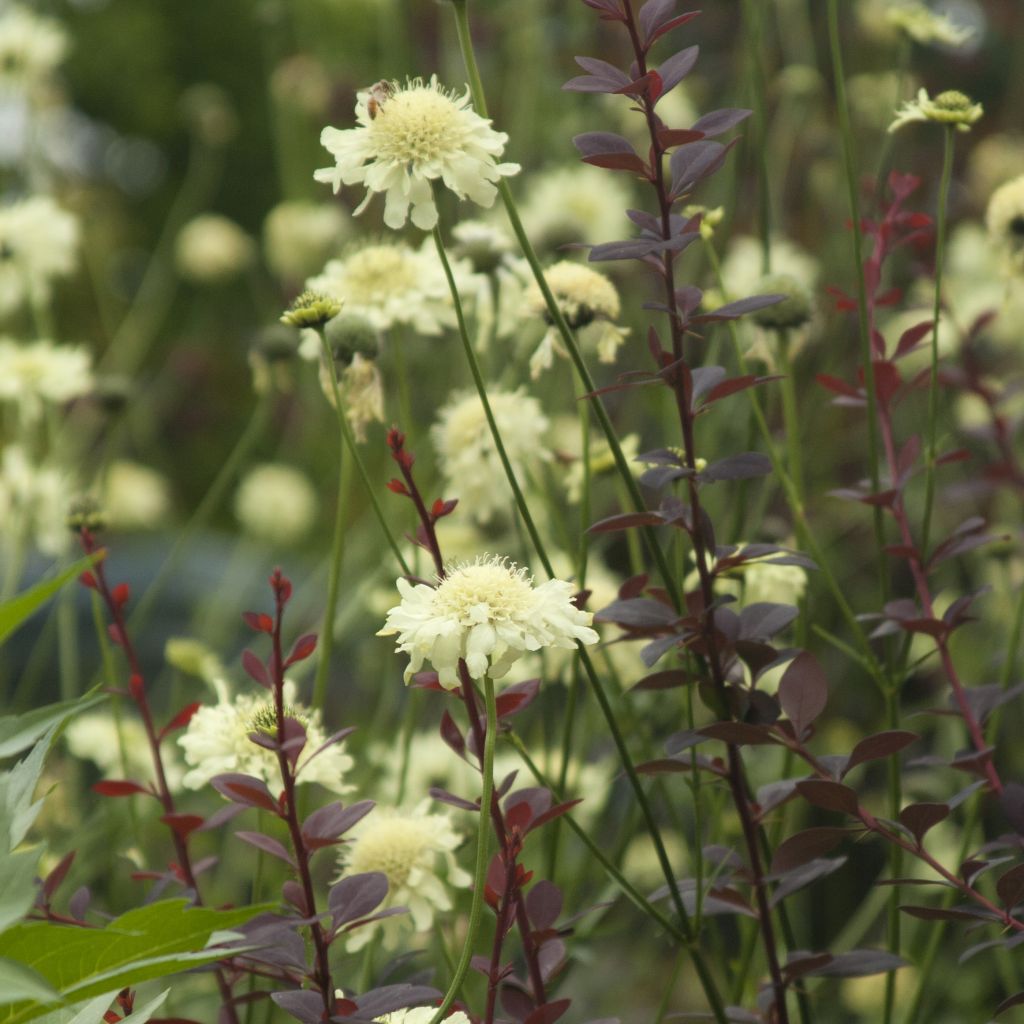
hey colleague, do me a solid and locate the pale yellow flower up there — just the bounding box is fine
[888,88,982,134]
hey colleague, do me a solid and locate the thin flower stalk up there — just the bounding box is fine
[77,528,241,1024]
[430,220,725,1017]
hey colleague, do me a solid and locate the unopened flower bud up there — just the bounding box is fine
[324,312,379,365]
[281,290,342,329]
[66,494,105,533]
[752,274,812,330]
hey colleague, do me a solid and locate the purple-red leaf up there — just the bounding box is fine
[210,772,279,813]
[795,780,860,817]
[898,802,949,845]
[771,827,850,873]
[237,830,296,867]
[778,652,828,737]
[842,730,919,778]
[242,649,271,689]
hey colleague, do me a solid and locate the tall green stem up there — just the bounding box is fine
[919,127,955,558]
[429,674,495,1024]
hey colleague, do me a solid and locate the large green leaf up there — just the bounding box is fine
[0,960,59,1006]
[30,993,114,1024]
[0,849,43,934]
[0,694,107,762]
[0,555,100,650]
[0,899,271,1024]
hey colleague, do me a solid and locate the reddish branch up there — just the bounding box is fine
[77,528,241,1024]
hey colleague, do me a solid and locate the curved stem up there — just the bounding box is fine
[429,672,495,1024]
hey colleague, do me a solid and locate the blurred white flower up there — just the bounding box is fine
[103,460,172,531]
[432,387,550,525]
[305,239,470,337]
[0,196,79,315]
[0,444,74,556]
[376,1010,470,1024]
[175,213,255,284]
[562,430,640,505]
[337,800,469,951]
[0,6,67,96]
[315,75,520,231]
[986,175,1024,269]
[65,712,184,790]
[742,558,808,608]
[524,260,628,378]
[234,462,318,546]
[885,2,974,46]
[0,338,91,421]
[178,679,354,793]
[262,200,350,282]
[517,164,632,250]
[378,555,599,688]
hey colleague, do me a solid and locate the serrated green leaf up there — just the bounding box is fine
[1,729,57,851]
[0,899,272,1024]
[0,556,100,650]
[0,694,107,762]
[0,960,59,1006]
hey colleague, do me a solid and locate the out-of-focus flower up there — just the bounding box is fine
[0,338,92,421]
[164,637,224,681]
[0,196,78,315]
[684,543,808,610]
[102,460,172,532]
[885,2,973,46]
[66,713,184,790]
[337,800,469,951]
[451,218,514,274]
[376,1010,471,1024]
[315,76,520,231]
[986,175,1024,269]
[888,88,982,134]
[175,213,255,284]
[682,204,725,241]
[516,164,632,251]
[306,240,468,336]
[0,445,75,556]
[180,84,238,147]
[378,555,599,688]
[0,5,67,96]
[562,429,641,505]
[234,462,318,545]
[967,133,1024,206]
[336,353,384,442]
[525,260,628,379]
[179,679,353,793]
[432,388,550,525]
[270,55,332,118]
[263,200,350,282]
[717,234,819,302]
[752,274,813,330]
[847,72,919,129]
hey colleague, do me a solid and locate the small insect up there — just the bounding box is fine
[365,80,396,119]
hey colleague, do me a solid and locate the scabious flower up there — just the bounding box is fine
[524,260,628,379]
[281,289,342,330]
[0,5,67,95]
[314,75,520,230]
[66,713,184,790]
[432,388,550,525]
[888,88,982,134]
[305,239,469,337]
[376,1011,470,1024]
[884,2,974,47]
[0,444,75,556]
[0,196,79,315]
[234,462,318,546]
[175,214,255,284]
[986,175,1024,269]
[336,801,469,951]
[0,338,92,421]
[178,679,353,793]
[262,200,350,282]
[378,555,599,688]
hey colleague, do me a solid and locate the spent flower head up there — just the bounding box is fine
[378,555,599,688]
[315,75,520,230]
[888,88,982,134]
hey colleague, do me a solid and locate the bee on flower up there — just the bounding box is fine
[314,75,520,231]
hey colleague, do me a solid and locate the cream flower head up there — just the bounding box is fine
[986,175,1024,269]
[379,556,599,689]
[0,196,79,316]
[432,387,550,525]
[103,460,172,532]
[234,462,318,545]
[0,5,67,95]
[315,75,520,231]
[337,800,469,951]
[376,1011,470,1024]
[525,260,628,378]
[888,88,982,134]
[175,214,255,284]
[305,239,469,336]
[0,338,92,422]
[178,679,353,793]
[884,2,973,47]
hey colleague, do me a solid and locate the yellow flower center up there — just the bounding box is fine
[368,85,464,166]
[348,819,432,889]
[343,245,420,299]
[432,559,535,626]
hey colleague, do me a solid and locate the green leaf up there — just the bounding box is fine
[0,960,59,1006]
[0,556,100,650]
[0,849,43,933]
[1,729,58,850]
[113,990,168,1024]
[0,694,107,762]
[30,993,114,1024]
[0,899,272,1023]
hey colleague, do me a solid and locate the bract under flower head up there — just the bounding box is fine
[888,88,982,134]
[378,555,599,688]
[314,75,520,231]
